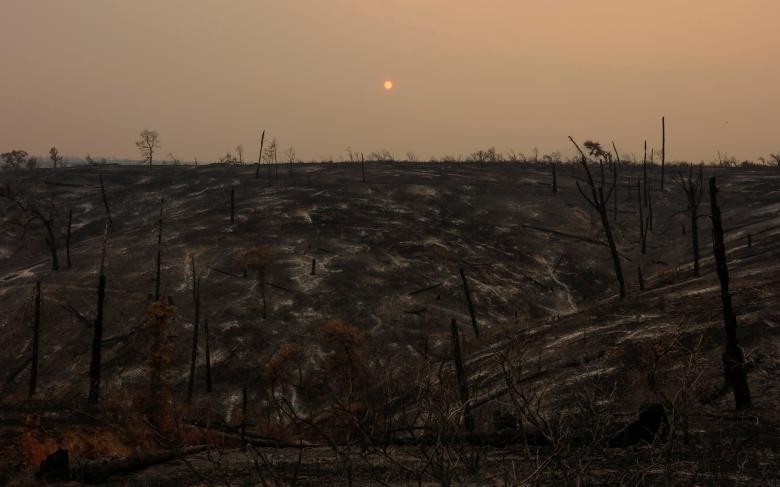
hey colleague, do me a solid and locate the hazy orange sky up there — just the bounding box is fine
[1,0,778,163]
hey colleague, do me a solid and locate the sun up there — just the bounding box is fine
[383,80,394,91]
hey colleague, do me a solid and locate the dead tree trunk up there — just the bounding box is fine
[647,184,654,231]
[241,384,248,445]
[570,137,626,299]
[204,318,212,393]
[99,173,113,229]
[66,209,73,269]
[611,142,621,221]
[361,153,366,183]
[29,281,41,398]
[155,198,164,300]
[552,163,558,193]
[643,141,649,208]
[187,256,200,404]
[709,177,751,410]
[450,319,474,433]
[459,267,479,337]
[255,130,265,179]
[639,201,649,255]
[311,258,316,276]
[43,220,60,271]
[660,117,666,190]
[637,266,645,291]
[260,276,267,319]
[230,188,235,224]
[88,225,109,405]
[677,164,703,276]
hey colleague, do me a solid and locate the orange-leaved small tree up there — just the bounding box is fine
[135,298,177,436]
[239,245,273,319]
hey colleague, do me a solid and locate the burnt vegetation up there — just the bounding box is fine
[1,133,779,485]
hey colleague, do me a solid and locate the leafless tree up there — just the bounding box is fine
[136,129,160,168]
[569,137,625,299]
[1,150,28,170]
[709,177,752,410]
[236,144,244,164]
[88,224,109,405]
[285,146,296,164]
[676,164,703,276]
[770,152,780,167]
[0,182,60,270]
[255,130,266,179]
[49,147,64,168]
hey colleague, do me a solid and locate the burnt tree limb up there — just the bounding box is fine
[459,267,479,337]
[450,319,475,433]
[569,136,626,299]
[709,176,751,410]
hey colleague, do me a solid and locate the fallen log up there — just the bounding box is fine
[72,445,210,484]
[210,267,244,279]
[408,282,443,296]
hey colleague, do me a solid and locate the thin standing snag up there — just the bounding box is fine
[676,164,703,276]
[709,176,751,410]
[459,267,479,336]
[204,317,212,393]
[551,162,558,193]
[611,141,621,221]
[29,281,41,398]
[637,266,645,291]
[88,223,109,405]
[661,116,666,190]
[569,136,626,299]
[361,153,366,183]
[450,318,474,433]
[66,209,73,269]
[643,141,648,208]
[230,188,235,224]
[187,255,200,404]
[255,130,266,179]
[155,198,164,300]
[99,173,113,228]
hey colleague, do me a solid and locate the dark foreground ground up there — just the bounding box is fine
[1,161,779,485]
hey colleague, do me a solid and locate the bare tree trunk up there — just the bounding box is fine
[66,209,72,269]
[570,137,626,300]
[552,163,557,193]
[361,153,366,183]
[255,130,265,180]
[598,192,626,299]
[637,266,645,291]
[661,117,666,190]
[204,318,212,393]
[230,188,235,224]
[459,267,479,337]
[155,198,163,300]
[29,281,41,398]
[709,177,751,410]
[241,384,248,446]
[450,319,474,433]
[187,256,200,404]
[639,202,648,255]
[44,222,60,271]
[89,225,109,405]
[691,202,700,276]
[260,276,267,319]
[311,258,316,276]
[643,141,648,208]
[99,173,113,228]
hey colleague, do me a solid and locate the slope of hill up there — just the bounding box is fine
[1,162,778,484]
